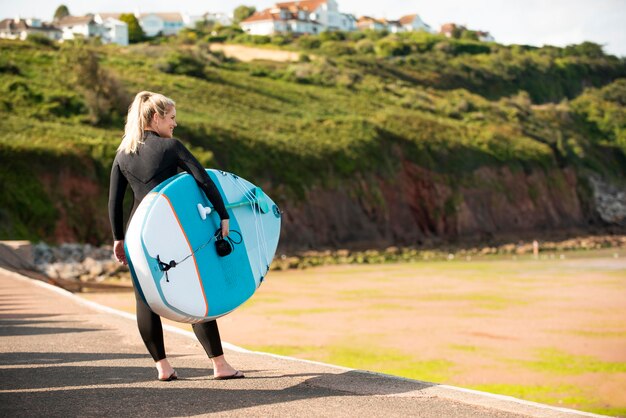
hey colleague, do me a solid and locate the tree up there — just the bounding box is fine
[233,5,256,24]
[119,13,145,43]
[564,41,605,58]
[53,5,70,21]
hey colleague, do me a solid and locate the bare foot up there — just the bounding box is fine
[211,355,241,378]
[156,358,176,380]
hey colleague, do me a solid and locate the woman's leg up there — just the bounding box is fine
[192,320,243,378]
[134,288,175,379]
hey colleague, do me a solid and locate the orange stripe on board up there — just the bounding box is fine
[161,194,208,317]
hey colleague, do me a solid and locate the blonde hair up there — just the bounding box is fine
[118,91,176,154]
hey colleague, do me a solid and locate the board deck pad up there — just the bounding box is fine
[125,169,281,323]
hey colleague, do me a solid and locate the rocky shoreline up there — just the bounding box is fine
[29,235,626,284]
[33,242,127,283]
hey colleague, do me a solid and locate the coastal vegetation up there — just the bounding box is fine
[0,32,625,244]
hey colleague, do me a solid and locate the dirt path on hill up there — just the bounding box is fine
[209,43,301,62]
[80,250,626,416]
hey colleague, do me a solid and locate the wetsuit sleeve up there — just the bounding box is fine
[174,140,229,220]
[108,156,128,240]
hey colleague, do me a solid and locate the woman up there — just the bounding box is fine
[108,91,244,381]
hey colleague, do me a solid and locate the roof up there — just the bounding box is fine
[440,22,458,33]
[0,18,26,31]
[0,18,60,32]
[242,9,279,23]
[242,7,322,24]
[399,14,417,25]
[96,13,122,20]
[56,15,95,26]
[275,0,327,12]
[357,16,387,25]
[139,12,183,22]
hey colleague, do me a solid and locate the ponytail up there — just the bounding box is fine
[118,91,176,154]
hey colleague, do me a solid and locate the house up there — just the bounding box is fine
[355,13,432,33]
[440,23,495,42]
[440,22,463,38]
[477,31,495,42]
[138,12,184,37]
[339,13,357,32]
[241,7,322,36]
[240,0,354,36]
[398,14,433,33]
[56,15,100,41]
[386,20,402,33]
[356,16,387,31]
[93,14,129,46]
[0,17,62,41]
[192,12,233,28]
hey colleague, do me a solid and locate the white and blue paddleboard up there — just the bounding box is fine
[124,169,281,323]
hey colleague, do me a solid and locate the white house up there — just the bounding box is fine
[241,0,354,36]
[398,14,433,33]
[184,12,233,29]
[386,20,402,33]
[477,31,495,42]
[0,17,61,41]
[339,13,357,32]
[138,12,184,37]
[55,15,101,41]
[205,12,233,27]
[93,14,129,46]
[182,13,204,29]
[356,16,387,31]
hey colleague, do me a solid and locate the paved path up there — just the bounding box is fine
[0,269,602,417]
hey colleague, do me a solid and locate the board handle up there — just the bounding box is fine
[197,203,212,220]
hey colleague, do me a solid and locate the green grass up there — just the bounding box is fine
[470,384,593,410]
[246,344,454,383]
[523,348,626,374]
[470,383,626,416]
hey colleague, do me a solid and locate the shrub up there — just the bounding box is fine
[0,58,21,75]
[59,41,130,125]
[205,35,227,43]
[355,39,375,54]
[26,33,57,48]
[297,35,321,50]
[271,35,292,46]
[375,37,410,57]
[156,51,206,78]
[320,41,355,56]
[347,31,366,42]
[43,93,86,117]
[319,31,346,42]
[363,29,388,41]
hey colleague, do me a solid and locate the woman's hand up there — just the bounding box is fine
[113,240,127,265]
[220,219,230,238]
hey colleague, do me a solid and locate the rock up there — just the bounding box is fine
[588,175,626,225]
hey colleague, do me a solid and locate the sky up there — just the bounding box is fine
[1,0,625,56]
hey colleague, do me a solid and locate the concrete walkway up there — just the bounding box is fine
[0,268,603,417]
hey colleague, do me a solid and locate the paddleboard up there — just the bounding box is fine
[124,169,281,323]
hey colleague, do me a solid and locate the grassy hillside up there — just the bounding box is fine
[0,33,625,244]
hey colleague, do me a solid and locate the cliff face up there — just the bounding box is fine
[280,162,608,250]
[35,166,110,245]
[36,162,623,250]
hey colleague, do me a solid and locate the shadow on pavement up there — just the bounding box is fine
[0,368,435,417]
[0,351,147,366]
[0,314,101,337]
[0,324,100,337]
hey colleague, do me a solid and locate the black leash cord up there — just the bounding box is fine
[156,229,243,280]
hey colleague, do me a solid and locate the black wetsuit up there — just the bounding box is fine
[108,131,228,361]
